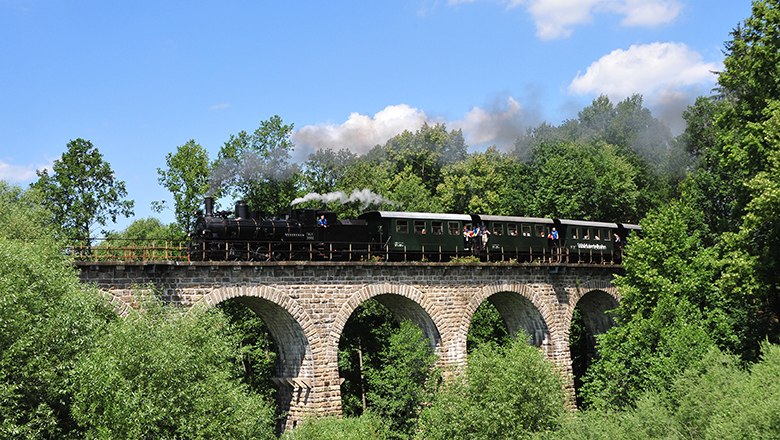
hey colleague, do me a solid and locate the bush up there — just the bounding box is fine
[71,300,276,439]
[418,336,565,439]
[283,413,389,440]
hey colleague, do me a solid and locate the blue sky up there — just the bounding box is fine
[1,0,752,230]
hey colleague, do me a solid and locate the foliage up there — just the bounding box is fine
[154,139,211,232]
[417,336,564,440]
[339,300,398,417]
[301,148,359,195]
[437,147,531,215]
[282,413,390,440]
[386,167,443,212]
[547,343,780,440]
[0,183,114,439]
[31,138,134,239]
[71,299,276,439]
[580,201,722,408]
[214,115,301,217]
[527,141,641,221]
[378,123,467,194]
[217,299,278,399]
[466,301,509,353]
[91,217,187,261]
[364,320,439,439]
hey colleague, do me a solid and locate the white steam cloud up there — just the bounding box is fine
[291,189,395,209]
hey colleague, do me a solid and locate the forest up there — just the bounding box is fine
[2,1,780,438]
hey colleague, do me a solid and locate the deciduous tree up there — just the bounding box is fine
[31,138,134,240]
[154,139,211,232]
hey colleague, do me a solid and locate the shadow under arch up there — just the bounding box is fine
[464,284,553,352]
[332,283,444,350]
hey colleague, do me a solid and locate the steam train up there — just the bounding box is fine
[189,197,640,263]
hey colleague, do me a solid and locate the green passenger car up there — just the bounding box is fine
[470,214,556,261]
[358,211,472,261]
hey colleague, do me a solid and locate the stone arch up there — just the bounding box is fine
[564,280,620,336]
[462,284,554,353]
[332,283,445,351]
[198,285,318,381]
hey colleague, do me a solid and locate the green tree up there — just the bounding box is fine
[154,139,211,232]
[374,123,467,194]
[0,183,115,439]
[217,300,277,400]
[214,115,300,216]
[437,147,531,215]
[301,148,359,195]
[678,0,780,356]
[339,300,398,417]
[580,202,731,409]
[549,344,780,440]
[527,142,641,221]
[31,138,134,240]
[466,301,509,353]
[417,336,564,440]
[365,320,439,439]
[71,299,276,439]
[386,167,442,213]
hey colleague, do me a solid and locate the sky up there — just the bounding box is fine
[0,0,753,231]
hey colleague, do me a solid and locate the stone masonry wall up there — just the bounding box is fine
[77,261,621,431]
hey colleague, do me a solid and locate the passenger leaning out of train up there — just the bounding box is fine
[548,227,559,246]
[317,215,328,227]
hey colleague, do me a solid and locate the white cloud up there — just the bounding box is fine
[209,103,231,111]
[0,159,50,183]
[293,98,536,159]
[616,0,683,27]
[568,42,719,102]
[568,42,720,134]
[511,0,603,40]
[293,104,433,157]
[502,0,682,40]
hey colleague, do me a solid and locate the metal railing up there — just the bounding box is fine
[69,238,625,265]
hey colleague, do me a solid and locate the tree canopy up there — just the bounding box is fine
[31,138,134,239]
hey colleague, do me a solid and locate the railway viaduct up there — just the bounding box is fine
[76,260,621,431]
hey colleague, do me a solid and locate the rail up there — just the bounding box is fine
[69,238,625,265]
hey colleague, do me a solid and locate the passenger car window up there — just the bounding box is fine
[396,220,408,234]
[432,221,444,235]
[492,223,503,236]
[507,224,518,236]
[414,221,426,234]
[448,222,460,235]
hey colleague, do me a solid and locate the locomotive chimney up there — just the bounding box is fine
[204,197,214,217]
[235,200,249,219]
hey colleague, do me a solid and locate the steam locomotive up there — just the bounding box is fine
[189,197,640,263]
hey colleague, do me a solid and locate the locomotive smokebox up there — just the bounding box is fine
[204,197,214,217]
[235,200,250,219]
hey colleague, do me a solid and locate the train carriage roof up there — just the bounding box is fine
[359,211,472,221]
[472,214,554,225]
[618,223,642,231]
[556,219,619,228]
